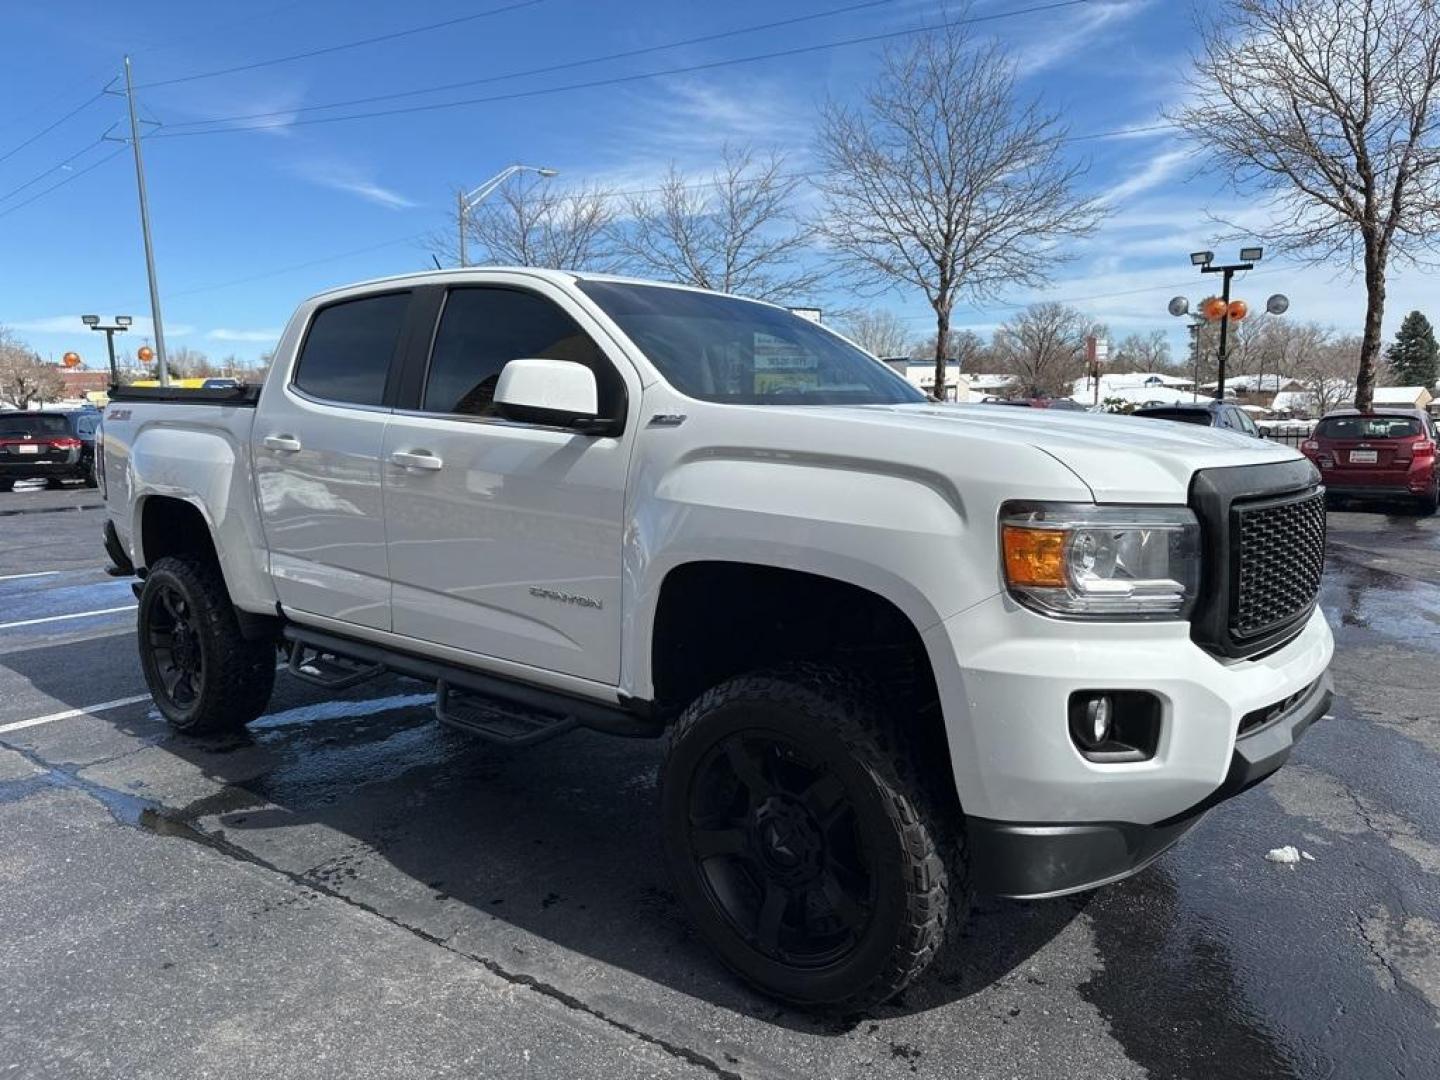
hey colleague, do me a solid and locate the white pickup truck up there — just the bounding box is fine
[100,268,1334,1008]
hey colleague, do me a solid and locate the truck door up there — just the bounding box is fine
[380,281,636,684]
[253,289,415,631]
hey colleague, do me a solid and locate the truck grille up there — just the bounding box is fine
[1231,490,1326,640]
[1188,458,1326,659]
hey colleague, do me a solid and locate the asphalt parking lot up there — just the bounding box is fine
[2,482,1438,1079]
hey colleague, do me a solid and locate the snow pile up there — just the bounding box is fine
[1265,845,1317,865]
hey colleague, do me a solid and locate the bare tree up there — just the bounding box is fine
[992,303,1095,398]
[0,328,64,408]
[1290,329,1357,415]
[815,10,1104,402]
[1110,331,1174,373]
[619,147,822,303]
[1171,0,1440,410]
[837,309,914,357]
[464,175,620,271]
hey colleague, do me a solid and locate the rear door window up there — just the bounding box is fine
[293,291,411,407]
[1317,416,1422,439]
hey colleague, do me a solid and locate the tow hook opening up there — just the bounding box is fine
[1068,691,1162,763]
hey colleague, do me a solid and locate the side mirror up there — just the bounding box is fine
[493,358,613,434]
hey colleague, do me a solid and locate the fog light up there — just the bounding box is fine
[1068,691,1162,763]
[1081,695,1112,748]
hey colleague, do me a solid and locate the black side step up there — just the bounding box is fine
[280,625,663,740]
[287,642,386,690]
[435,680,578,746]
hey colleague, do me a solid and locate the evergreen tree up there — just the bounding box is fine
[1387,311,1439,387]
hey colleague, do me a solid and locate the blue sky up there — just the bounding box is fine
[1,0,1430,370]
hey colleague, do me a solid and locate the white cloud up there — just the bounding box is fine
[10,315,193,337]
[1102,147,1194,204]
[207,328,281,342]
[1012,0,1151,78]
[292,158,416,210]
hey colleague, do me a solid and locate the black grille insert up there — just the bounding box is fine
[1188,458,1325,659]
[1231,490,1326,641]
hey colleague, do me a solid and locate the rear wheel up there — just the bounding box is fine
[137,556,275,734]
[660,664,960,1009]
[1415,477,1439,516]
[83,460,98,488]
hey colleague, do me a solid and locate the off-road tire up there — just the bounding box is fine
[660,663,962,1009]
[137,555,275,734]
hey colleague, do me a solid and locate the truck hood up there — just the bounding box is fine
[837,402,1304,502]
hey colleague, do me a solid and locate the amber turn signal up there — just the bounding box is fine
[1002,525,1067,588]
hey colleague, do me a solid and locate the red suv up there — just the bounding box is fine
[1302,408,1440,514]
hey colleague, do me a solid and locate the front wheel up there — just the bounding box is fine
[137,556,275,734]
[660,665,961,1009]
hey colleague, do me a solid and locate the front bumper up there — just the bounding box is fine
[965,671,1333,898]
[922,594,1334,898]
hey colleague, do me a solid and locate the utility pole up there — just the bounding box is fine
[457,189,467,268]
[123,56,169,387]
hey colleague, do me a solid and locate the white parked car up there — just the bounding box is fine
[100,269,1334,1008]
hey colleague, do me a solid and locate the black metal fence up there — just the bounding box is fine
[1264,430,1309,449]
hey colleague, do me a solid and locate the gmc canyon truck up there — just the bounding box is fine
[100,269,1334,1008]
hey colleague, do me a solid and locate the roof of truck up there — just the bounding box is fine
[307,267,787,308]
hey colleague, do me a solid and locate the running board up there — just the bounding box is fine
[435,680,578,746]
[287,642,386,690]
[280,625,663,740]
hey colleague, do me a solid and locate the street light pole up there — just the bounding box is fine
[456,164,558,267]
[81,316,133,389]
[123,56,169,387]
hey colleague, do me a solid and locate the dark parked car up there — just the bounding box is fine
[0,409,100,491]
[1132,401,1262,437]
[1302,408,1440,514]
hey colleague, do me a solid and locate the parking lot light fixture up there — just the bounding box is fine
[1190,251,1214,266]
[1239,246,1264,263]
[83,315,132,387]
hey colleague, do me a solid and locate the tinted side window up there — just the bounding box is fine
[293,292,411,407]
[74,415,97,438]
[1236,410,1258,436]
[423,287,622,420]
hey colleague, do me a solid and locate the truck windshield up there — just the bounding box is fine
[578,281,926,406]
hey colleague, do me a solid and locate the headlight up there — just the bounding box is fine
[1000,502,1200,619]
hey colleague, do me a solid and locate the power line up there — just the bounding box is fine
[0,138,105,205]
[157,0,901,131]
[0,146,125,222]
[136,0,546,90]
[152,0,1094,138]
[165,232,434,299]
[0,90,107,167]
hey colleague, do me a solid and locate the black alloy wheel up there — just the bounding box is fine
[146,583,205,710]
[687,729,875,969]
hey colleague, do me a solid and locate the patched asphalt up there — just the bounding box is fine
[2,484,1438,1079]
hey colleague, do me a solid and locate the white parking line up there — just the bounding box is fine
[0,605,136,631]
[0,693,153,735]
[0,570,62,582]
